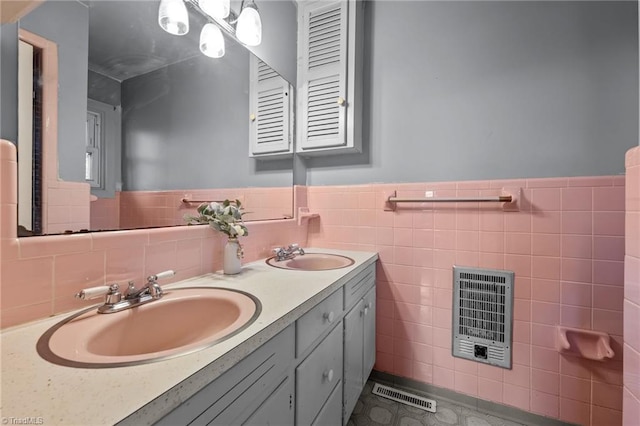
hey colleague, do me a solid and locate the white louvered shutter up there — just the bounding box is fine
[249,57,292,157]
[299,0,348,150]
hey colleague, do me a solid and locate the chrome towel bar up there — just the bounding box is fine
[181,198,239,205]
[388,195,512,204]
[384,189,520,212]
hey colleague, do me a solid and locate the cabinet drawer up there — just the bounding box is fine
[312,380,342,426]
[344,263,375,310]
[296,288,343,357]
[296,324,343,425]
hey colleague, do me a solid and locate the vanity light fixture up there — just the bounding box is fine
[235,0,262,47]
[158,0,190,35]
[200,23,225,58]
[159,0,263,57]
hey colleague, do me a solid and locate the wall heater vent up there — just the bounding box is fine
[452,266,514,369]
[372,383,436,413]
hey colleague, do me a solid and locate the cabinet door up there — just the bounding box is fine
[296,324,344,425]
[249,56,293,157]
[342,299,364,424]
[298,0,348,151]
[243,375,294,425]
[363,286,376,380]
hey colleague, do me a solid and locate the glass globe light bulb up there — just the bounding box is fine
[236,3,262,46]
[200,23,225,58]
[158,0,189,35]
[200,0,230,19]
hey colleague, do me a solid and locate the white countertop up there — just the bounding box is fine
[0,249,377,426]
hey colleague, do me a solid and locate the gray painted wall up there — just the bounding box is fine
[88,70,121,106]
[305,0,639,185]
[20,0,89,182]
[0,23,18,143]
[122,46,292,191]
[245,0,297,85]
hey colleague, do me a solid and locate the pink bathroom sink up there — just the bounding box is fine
[37,287,260,368]
[266,253,354,270]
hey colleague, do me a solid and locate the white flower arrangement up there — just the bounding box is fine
[184,199,249,238]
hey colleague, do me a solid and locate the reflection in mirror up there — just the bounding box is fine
[14,0,296,237]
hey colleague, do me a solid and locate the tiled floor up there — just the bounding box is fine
[348,381,526,426]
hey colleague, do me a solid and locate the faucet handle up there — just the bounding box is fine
[75,284,119,300]
[147,270,176,284]
[145,270,174,299]
[287,243,304,255]
[123,281,137,298]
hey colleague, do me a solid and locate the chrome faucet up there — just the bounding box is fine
[75,270,175,314]
[124,276,164,300]
[273,243,305,261]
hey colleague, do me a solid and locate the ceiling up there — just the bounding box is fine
[87,0,237,82]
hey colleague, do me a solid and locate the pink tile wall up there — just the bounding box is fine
[0,140,307,329]
[1,131,632,425]
[307,177,626,425]
[90,193,120,230]
[46,180,91,234]
[624,146,640,426]
[118,187,293,230]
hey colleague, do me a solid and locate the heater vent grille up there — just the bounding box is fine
[453,266,514,369]
[458,272,507,342]
[372,383,436,413]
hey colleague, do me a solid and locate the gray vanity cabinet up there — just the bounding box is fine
[156,260,377,426]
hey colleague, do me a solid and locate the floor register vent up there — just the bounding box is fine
[453,266,514,369]
[372,383,437,413]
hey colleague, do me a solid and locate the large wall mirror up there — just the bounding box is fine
[10,0,296,236]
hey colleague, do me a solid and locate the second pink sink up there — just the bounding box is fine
[37,287,260,368]
[266,253,354,270]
